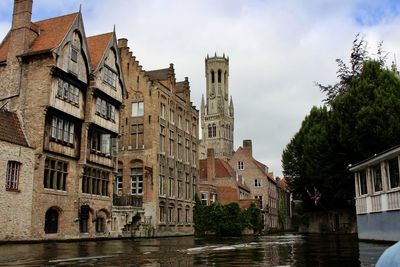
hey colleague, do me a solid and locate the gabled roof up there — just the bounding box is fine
[0,110,28,147]
[0,13,78,61]
[87,32,113,69]
[199,158,236,180]
[175,81,186,93]
[145,68,171,81]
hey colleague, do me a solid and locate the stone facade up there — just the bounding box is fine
[117,39,199,237]
[0,112,35,240]
[0,0,125,240]
[200,54,234,161]
[229,140,279,230]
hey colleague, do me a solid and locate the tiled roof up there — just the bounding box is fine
[145,68,171,81]
[0,13,78,61]
[199,158,236,179]
[0,33,10,62]
[0,110,28,147]
[87,32,113,69]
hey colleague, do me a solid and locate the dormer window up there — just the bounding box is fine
[104,65,117,88]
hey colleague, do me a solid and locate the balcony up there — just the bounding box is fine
[113,195,143,207]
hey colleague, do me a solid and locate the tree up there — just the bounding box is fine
[283,59,400,212]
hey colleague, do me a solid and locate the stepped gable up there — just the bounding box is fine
[87,32,113,69]
[0,110,28,146]
[0,13,78,62]
[145,68,171,81]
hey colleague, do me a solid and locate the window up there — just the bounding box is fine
[57,79,79,105]
[192,176,197,201]
[91,131,112,156]
[185,119,189,132]
[185,207,190,223]
[168,206,174,224]
[115,169,123,194]
[131,124,144,149]
[95,211,107,233]
[255,195,263,208]
[255,179,262,187]
[177,208,182,224]
[358,170,368,196]
[208,124,212,138]
[185,173,190,200]
[51,116,75,146]
[131,168,143,195]
[192,143,196,165]
[168,168,174,197]
[201,192,208,205]
[212,124,216,137]
[160,103,165,119]
[44,208,59,234]
[238,161,244,170]
[6,161,21,190]
[169,130,174,157]
[211,70,215,83]
[170,109,174,124]
[132,101,144,117]
[177,135,182,160]
[159,164,165,196]
[388,158,400,189]
[103,65,117,88]
[80,204,90,233]
[160,126,165,153]
[159,205,165,223]
[218,69,222,83]
[82,167,109,196]
[96,97,115,121]
[44,158,67,191]
[70,46,78,63]
[372,165,382,192]
[185,139,190,162]
[178,114,182,128]
[192,123,196,137]
[178,171,183,198]
[210,193,216,203]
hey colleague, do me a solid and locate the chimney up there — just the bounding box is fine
[7,0,35,62]
[207,148,215,183]
[243,139,252,156]
[118,38,128,48]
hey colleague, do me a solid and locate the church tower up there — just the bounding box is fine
[200,53,234,161]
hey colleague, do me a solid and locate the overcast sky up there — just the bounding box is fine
[2,0,400,177]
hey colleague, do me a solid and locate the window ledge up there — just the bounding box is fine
[6,188,20,193]
[44,189,68,195]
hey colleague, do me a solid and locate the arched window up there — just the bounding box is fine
[218,70,222,83]
[45,208,59,234]
[211,71,215,83]
[212,124,217,137]
[208,124,212,138]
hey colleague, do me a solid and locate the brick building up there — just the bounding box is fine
[117,39,199,237]
[199,149,252,207]
[0,110,35,240]
[229,140,279,230]
[0,0,125,240]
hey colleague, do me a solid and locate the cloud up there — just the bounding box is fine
[2,0,400,176]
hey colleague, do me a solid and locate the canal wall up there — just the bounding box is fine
[357,211,400,241]
[298,209,357,234]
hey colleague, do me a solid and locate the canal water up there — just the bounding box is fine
[0,234,391,266]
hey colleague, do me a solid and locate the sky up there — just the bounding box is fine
[2,0,400,177]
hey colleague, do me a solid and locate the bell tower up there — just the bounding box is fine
[200,53,234,161]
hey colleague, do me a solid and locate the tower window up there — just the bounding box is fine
[211,71,215,83]
[212,124,216,137]
[218,70,222,83]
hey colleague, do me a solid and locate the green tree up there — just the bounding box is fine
[283,59,400,212]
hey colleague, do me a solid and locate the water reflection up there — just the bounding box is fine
[0,234,390,266]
